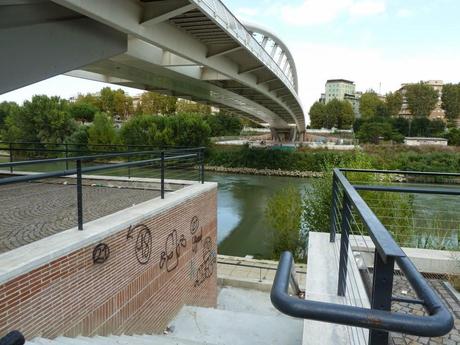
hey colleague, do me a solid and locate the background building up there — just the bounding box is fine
[398,80,446,121]
[321,79,362,118]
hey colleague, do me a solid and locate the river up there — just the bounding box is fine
[206,173,460,258]
[206,172,312,258]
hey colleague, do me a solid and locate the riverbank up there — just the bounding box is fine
[205,165,323,178]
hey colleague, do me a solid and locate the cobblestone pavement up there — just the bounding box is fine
[0,181,162,253]
[390,276,460,345]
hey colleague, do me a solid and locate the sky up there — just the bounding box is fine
[2,0,460,124]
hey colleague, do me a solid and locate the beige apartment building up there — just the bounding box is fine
[398,80,446,121]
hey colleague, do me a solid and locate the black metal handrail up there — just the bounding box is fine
[271,168,455,344]
[271,252,453,337]
[0,331,24,345]
[0,148,205,230]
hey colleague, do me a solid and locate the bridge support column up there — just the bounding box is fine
[271,127,298,143]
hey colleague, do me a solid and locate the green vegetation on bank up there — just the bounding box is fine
[207,145,460,173]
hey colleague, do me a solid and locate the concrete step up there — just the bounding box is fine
[28,334,216,345]
[168,305,303,345]
[217,286,286,317]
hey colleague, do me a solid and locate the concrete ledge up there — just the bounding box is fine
[351,235,460,275]
[0,181,217,285]
[303,232,369,345]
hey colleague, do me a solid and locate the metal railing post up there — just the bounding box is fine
[65,143,69,170]
[76,159,83,230]
[337,193,351,297]
[329,172,338,242]
[128,155,131,179]
[9,143,13,173]
[160,151,165,199]
[200,148,205,184]
[369,251,395,345]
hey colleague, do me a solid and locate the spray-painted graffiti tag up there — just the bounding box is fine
[159,230,187,272]
[127,223,152,265]
[193,236,216,287]
[190,216,202,254]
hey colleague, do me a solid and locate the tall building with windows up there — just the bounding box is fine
[321,79,362,118]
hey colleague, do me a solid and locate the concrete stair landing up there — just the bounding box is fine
[26,287,302,345]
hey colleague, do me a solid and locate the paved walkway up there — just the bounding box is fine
[0,181,161,253]
[390,276,460,345]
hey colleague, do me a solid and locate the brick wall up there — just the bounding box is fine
[0,187,217,339]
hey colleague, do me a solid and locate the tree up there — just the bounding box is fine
[308,101,326,128]
[120,115,158,147]
[445,128,460,146]
[324,99,341,128]
[385,91,403,116]
[3,95,76,144]
[69,101,97,123]
[356,121,394,144]
[359,91,384,119]
[0,101,19,129]
[88,112,119,148]
[442,83,460,124]
[405,82,438,117]
[205,111,243,137]
[136,92,177,115]
[97,87,134,119]
[176,99,211,115]
[337,100,354,129]
[265,185,305,260]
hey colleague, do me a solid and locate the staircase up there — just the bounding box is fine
[26,287,302,345]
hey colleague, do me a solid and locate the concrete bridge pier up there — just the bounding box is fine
[271,127,300,143]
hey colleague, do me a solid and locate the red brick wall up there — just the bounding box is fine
[0,188,217,339]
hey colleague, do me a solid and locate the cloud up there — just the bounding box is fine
[396,8,413,18]
[349,1,386,16]
[236,7,259,18]
[280,0,386,26]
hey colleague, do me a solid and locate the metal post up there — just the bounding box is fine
[330,173,338,243]
[369,251,395,345]
[76,160,83,230]
[9,143,13,173]
[337,194,351,297]
[128,155,131,179]
[160,151,165,199]
[200,148,205,184]
[65,143,69,170]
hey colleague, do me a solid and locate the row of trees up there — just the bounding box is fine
[0,90,245,148]
[354,116,446,144]
[308,99,354,129]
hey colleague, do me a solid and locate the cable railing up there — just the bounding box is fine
[0,148,205,232]
[191,0,297,94]
[271,168,456,345]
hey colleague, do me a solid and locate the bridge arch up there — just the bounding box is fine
[243,22,299,93]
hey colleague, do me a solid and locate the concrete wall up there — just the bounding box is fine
[0,182,217,339]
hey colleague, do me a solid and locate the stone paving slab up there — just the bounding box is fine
[390,276,460,345]
[0,181,162,253]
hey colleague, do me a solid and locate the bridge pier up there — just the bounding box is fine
[271,127,300,143]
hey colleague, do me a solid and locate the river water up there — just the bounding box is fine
[206,172,312,258]
[206,173,460,258]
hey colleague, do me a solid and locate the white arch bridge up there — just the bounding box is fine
[0,0,305,140]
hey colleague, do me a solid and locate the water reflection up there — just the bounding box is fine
[206,173,311,258]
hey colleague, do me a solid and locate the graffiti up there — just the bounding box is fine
[193,236,216,287]
[92,243,110,264]
[190,216,202,254]
[127,224,153,265]
[159,230,187,272]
